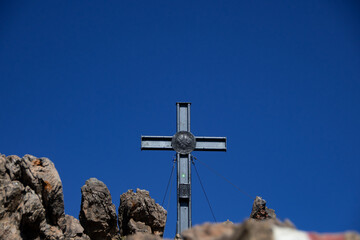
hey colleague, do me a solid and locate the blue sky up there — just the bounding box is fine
[1,0,359,237]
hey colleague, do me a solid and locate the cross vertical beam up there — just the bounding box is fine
[176,103,191,234]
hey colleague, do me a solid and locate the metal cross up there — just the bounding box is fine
[141,102,227,235]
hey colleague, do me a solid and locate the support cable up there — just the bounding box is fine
[191,155,254,200]
[162,155,176,207]
[191,156,217,223]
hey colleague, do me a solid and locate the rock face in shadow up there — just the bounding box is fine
[79,178,120,240]
[250,196,276,220]
[118,189,167,237]
[0,154,89,240]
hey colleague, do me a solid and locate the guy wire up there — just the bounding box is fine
[191,156,217,223]
[162,154,176,207]
[191,155,254,200]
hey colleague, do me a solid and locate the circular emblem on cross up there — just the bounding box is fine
[171,131,196,154]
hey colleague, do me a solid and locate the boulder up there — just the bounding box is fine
[79,178,120,240]
[118,189,167,237]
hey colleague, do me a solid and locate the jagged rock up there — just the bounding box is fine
[250,196,276,220]
[20,154,65,225]
[79,178,120,240]
[125,232,163,240]
[0,154,84,240]
[118,189,167,237]
[59,215,90,240]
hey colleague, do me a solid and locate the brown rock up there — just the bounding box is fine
[181,221,236,240]
[226,219,274,240]
[125,232,163,240]
[181,219,298,240]
[79,178,120,240]
[128,218,152,234]
[118,189,167,237]
[250,196,276,220]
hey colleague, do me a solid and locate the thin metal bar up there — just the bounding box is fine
[177,103,180,132]
[141,136,172,150]
[188,104,191,132]
[194,137,227,151]
[141,136,227,151]
[176,102,192,235]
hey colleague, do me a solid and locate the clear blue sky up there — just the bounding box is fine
[1,1,359,237]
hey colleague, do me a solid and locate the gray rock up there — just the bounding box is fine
[0,179,24,240]
[0,178,46,239]
[20,186,46,238]
[5,155,22,181]
[250,196,276,220]
[79,178,120,240]
[0,154,8,180]
[118,189,167,237]
[20,154,65,225]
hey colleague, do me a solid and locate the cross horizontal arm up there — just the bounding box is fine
[141,136,227,151]
[141,136,173,150]
[194,136,227,151]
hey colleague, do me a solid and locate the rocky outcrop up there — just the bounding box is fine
[0,154,89,240]
[118,189,167,237]
[181,221,236,240]
[250,196,276,220]
[79,178,120,240]
[182,219,360,240]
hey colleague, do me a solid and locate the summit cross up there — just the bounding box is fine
[141,102,227,235]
